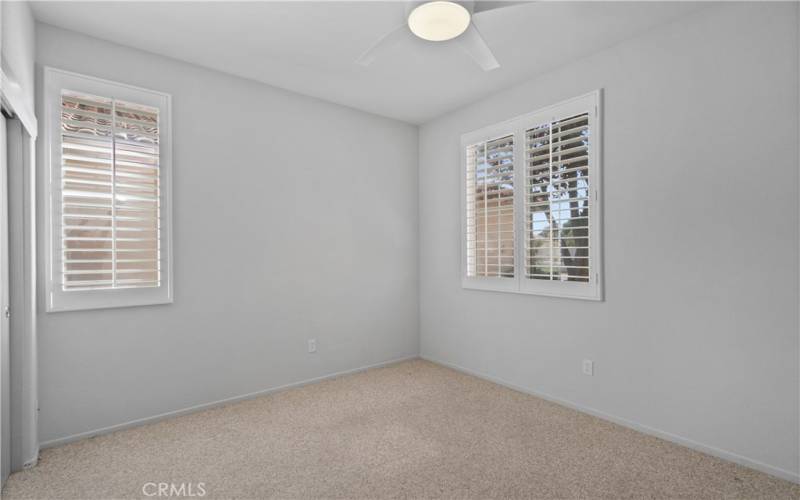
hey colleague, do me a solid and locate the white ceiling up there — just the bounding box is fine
[31,1,703,124]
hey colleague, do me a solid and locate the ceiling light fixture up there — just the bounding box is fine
[407,1,471,42]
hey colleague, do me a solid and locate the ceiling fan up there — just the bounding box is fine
[356,1,524,71]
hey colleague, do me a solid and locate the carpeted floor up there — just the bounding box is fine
[3,359,798,499]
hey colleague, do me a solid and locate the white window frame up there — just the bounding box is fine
[460,90,603,300]
[43,67,173,312]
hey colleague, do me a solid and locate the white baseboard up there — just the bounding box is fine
[40,355,420,449]
[421,355,800,485]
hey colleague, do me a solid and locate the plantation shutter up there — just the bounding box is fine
[60,91,160,290]
[525,113,590,283]
[465,134,514,278]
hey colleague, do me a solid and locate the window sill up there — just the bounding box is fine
[462,279,603,301]
[46,287,173,313]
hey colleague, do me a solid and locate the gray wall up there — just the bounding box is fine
[35,24,419,444]
[419,2,799,480]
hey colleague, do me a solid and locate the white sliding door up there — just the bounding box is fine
[0,113,10,485]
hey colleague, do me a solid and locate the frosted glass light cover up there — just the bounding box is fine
[408,1,471,42]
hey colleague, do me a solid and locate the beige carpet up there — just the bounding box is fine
[3,360,798,499]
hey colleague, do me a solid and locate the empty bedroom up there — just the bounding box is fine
[0,0,798,498]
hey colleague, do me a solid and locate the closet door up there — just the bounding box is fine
[0,113,10,485]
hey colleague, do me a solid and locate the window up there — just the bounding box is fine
[461,91,602,300]
[465,135,515,279]
[44,68,172,311]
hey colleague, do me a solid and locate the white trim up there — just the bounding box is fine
[0,66,37,139]
[460,90,603,301]
[0,62,40,477]
[6,119,39,472]
[43,67,173,312]
[40,355,419,449]
[421,355,800,485]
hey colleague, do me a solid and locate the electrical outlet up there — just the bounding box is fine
[307,339,317,353]
[582,359,594,376]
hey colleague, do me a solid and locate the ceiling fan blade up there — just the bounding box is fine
[356,25,412,66]
[457,22,500,71]
[472,1,529,15]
